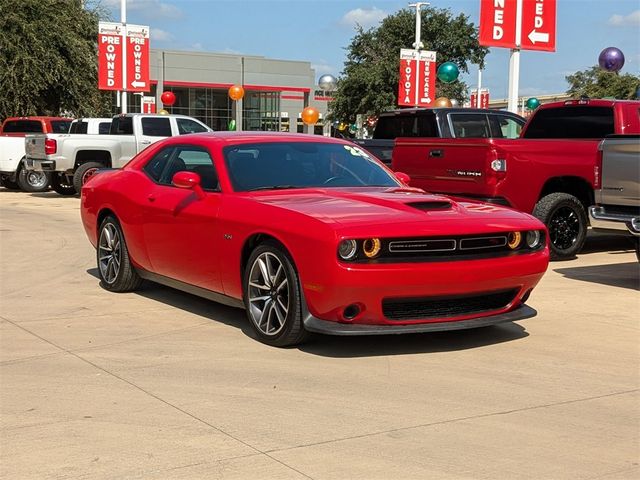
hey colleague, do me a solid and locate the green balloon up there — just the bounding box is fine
[228,119,236,131]
[437,62,460,83]
[349,124,357,134]
[526,97,540,110]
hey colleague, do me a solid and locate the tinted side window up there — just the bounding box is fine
[488,115,523,139]
[177,118,209,134]
[51,120,72,133]
[110,116,133,135]
[143,147,174,182]
[70,121,88,134]
[523,106,615,139]
[160,147,219,191]
[373,112,438,139]
[98,122,112,134]
[2,120,42,133]
[449,114,490,138]
[141,117,172,137]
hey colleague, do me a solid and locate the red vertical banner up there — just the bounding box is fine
[479,0,518,49]
[97,22,123,91]
[469,89,478,108]
[126,25,150,92]
[520,0,557,51]
[479,89,490,108]
[417,50,437,107]
[142,96,156,113]
[398,49,418,107]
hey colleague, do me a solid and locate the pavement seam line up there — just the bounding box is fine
[2,317,315,480]
[264,388,640,454]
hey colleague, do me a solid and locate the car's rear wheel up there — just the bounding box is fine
[97,215,142,292]
[17,163,50,192]
[50,173,76,196]
[0,174,20,190]
[243,241,308,347]
[533,192,587,261]
[73,162,104,193]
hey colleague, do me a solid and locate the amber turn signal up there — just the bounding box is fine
[507,231,522,249]
[363,238,381,258]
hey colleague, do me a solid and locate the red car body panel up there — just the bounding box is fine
[81,132,549,332]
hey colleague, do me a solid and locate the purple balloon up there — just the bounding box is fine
[598,47,625,72]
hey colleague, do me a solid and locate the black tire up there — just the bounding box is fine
[50,173,77,196]
[0,174,20,190]
[73,162,104,194]
[97,215,143,292]
[533,192,588,261]
[17,163,50,192]
[243,240,308,347]
[635,238,640,263]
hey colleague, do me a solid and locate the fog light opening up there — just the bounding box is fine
[343,304,361,320]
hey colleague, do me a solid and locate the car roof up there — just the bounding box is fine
[378,108,523,117]
[162,131,355,147]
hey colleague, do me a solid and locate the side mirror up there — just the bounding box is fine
[395,171,411,185]
[172,171,205,199]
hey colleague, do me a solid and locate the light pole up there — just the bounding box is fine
[408,2,429,51]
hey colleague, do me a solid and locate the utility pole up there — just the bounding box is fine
[507,0,523,113]
[120,0,127,114]
[408,2,429,51]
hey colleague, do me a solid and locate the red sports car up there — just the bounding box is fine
[81,132,549,347]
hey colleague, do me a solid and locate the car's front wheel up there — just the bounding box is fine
[97,215,142,292]
[243,241,308,347]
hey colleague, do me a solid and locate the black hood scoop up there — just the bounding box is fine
[407,201,452,211]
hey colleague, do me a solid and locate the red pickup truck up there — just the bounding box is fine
[0,116,72,191]
[392,99,640,259]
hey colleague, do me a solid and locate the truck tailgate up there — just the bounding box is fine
[393,137,497,196]
[25,134,48,160]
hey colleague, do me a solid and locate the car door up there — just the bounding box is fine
[137,117,172,152]
[141,144,223,292]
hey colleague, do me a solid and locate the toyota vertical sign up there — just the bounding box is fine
[398,49,437,107]
[98,21,150,92]
[98,22,123,91]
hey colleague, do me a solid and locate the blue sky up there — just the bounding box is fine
[103,0,640,99]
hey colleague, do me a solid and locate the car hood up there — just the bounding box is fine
[246,187,542,235]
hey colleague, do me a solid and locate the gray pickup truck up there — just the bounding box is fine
[588,135,640,260]
[354,107,525,164]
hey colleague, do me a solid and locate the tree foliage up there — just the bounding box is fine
[565,66,640,100]
[329,7,488,123]
[0,0,112,119]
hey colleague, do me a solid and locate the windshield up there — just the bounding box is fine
[224,142,400,191]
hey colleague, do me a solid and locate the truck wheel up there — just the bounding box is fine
[635,239,640,263]
[0,174,20,190]
[97,215,143,292]
[50,173,76,196]
[17,166,51,192]
[73,162,104,193]
[533,192,587,261]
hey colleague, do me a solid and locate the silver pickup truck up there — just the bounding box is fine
[589,135,640,260]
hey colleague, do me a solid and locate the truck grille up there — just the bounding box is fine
[382,288,519,321]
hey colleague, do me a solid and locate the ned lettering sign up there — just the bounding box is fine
[398,49,436,107]
[126,25,150,92]
[479,0,517,49]
[98,22,123,91]
[520,0,557,51]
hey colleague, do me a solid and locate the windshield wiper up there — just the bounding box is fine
[248,185,299,191]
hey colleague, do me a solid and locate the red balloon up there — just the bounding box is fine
[160,91,176,106]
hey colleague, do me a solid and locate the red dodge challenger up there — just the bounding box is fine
[80,132,549,347]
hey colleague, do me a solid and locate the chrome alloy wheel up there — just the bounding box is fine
[25,171,48,189]
[247,252,289,336]
[98,223,121,284]
[82,167,99,185]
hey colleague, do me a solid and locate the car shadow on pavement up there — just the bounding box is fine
[554,262,640,291]
[87,269,530,357]
[581,232,636,255]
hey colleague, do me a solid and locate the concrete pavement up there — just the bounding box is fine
[1,190,638,479]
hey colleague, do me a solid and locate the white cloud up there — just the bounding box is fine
[191,43,204,51]
[151,28,173,42]
[311,61,338,76]
[340,7,387,29]
[607,10,640,26]
[103,0,183,20]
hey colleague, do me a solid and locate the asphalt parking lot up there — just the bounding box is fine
[1,190,639,479]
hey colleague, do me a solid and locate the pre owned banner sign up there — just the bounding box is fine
[398,49,437,107]
[98,22,123,91]
[479,0,518,49]
[126,25,150,92]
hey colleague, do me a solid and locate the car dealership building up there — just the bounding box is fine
[118,49,332,134]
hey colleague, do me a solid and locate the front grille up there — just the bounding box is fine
[389,239,456,253]
[382,288,519,321]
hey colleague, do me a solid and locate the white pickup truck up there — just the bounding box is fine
[25,113,211,195]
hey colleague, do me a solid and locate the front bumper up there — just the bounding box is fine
[303,304,536,335]
[589,206,640,236]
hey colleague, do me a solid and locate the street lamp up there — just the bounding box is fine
[408,2,429,51]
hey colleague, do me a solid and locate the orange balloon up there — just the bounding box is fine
[228,85,245,101]
[301,106,319,125]
[433,97,453,108]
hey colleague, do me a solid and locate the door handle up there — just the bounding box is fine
[429,149,443,158]
[140,140,151,145]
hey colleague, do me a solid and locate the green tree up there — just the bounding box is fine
[329,7,488,123]
[0,0,112,119]
[566,66,640,100]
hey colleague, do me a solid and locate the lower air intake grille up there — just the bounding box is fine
[382,288,519,321]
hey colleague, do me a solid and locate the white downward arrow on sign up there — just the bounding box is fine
[528,30,549,44]
[131,80,146,88]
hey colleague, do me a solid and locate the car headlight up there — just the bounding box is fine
[507,231,522,249]
[338,239,358,260]
[526,230,542,249]
[363,238,381,258]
